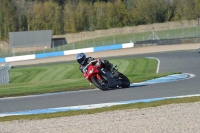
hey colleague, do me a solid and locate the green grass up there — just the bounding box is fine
[0,58,177,98]
[1,96,199,122]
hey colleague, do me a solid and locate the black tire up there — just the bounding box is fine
[91,76,109,91]
[119,73,130,88]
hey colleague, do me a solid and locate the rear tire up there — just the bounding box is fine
[91,76,109,91]
[119,73,130,88]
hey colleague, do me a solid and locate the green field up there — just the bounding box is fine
[0,58,176,98]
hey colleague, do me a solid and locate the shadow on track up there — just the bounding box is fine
[103,83,147,91]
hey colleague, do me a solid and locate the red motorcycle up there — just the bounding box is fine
[83,59,130,91]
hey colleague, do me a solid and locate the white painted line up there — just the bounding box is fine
[130,73,195,86]
[147,57,160,73]
[0,89,98,100]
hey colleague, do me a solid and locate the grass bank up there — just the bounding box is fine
[0,58,176,97]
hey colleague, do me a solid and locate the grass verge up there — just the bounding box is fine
[1,96,200,122]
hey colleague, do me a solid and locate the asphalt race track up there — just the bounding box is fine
[1,50,200,114]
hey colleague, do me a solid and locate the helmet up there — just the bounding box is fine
[76,53,86,65]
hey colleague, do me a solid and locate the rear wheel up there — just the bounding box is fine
[91,76,109,91]
[119,73,130,88]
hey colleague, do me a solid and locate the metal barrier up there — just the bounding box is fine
[0,43,134,63]
[0,64,11,85]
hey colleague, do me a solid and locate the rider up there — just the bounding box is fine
[76,53,113,73]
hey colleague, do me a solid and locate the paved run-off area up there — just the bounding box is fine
[0,43,200,132]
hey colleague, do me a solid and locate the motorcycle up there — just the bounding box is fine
[82,59,130,91]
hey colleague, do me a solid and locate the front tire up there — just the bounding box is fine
[119,73,130,88]
[91,76,109,91]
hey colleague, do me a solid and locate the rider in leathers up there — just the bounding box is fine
[76,53,113,73]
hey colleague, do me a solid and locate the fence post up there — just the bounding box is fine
[182,26,184,38]
[93,32,95,47]
[167,27,169,39]
[12,47,15,56]
[113,28,115,45]
[53,41,54,52]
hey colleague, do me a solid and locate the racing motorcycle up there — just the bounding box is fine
[82,59,130,91]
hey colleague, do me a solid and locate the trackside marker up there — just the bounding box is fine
[147,57,160,73]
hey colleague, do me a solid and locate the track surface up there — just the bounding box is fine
[1,50,200,113]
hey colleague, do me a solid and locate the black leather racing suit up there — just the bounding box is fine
[79,57,112,73]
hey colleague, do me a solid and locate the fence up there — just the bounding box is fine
[0,19,200,57]
[53,19,200,43]
[0,64,11,85]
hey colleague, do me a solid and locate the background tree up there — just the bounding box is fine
[105,2,115,28]
[114,0,128,27]
[173,0,196,20]
[64,2,77,33]
[105,0,126,28]
[123,0,134,11]
[30,0,62,34]
[0,0,17,40]
[0,0,199,40]
[165,0,175,22]
[75,1,88,31]
[25,1,35,31]
[94,1,107,29]
[86,2,96,30]
[132,0,152,25]
[152,0,168,23]
[194,0,200,18]
[13,0,29,31]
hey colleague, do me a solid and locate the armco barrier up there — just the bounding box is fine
[6,55,35,62]
[0,43,134,63]
[122,43,134,48]
[0,58,5,63]
[64,47,94,55]
[93,44,122,52]
[35,51,64,59]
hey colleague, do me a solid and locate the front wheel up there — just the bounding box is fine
[91,76,109,91]
[119,73,130,88]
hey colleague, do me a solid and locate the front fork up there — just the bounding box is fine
[96,74,102,80]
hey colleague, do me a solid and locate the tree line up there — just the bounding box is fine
[0,0,200,41]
